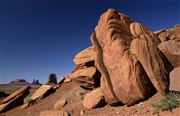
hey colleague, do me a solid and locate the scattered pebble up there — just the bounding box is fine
[137,102,142,106]
[80,110,84,115]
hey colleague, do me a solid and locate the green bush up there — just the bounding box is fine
[152,91,180,114]
[0,88,3,93]
[75,88,87,97]
[23,95,34,104]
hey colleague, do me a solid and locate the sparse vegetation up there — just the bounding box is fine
[152,91,180,114]
[74,88,87,98]
[23,95,34,104]
[0,88,3,92]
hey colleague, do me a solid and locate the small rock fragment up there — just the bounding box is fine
[54,100,67,110]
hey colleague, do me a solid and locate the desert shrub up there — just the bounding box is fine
[23,95,34,104]
[75,88,87,97]
[152,91,180,114]
[0,87,4,93]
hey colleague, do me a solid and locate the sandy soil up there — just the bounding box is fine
[1,81,180,116]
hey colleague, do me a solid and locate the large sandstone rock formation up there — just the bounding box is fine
[130,22,172,95]
[90,8,173,105]
[0,86,30,113]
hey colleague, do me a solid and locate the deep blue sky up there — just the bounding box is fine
[0,0,179,84]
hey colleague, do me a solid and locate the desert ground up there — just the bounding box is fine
[0,81,179,116]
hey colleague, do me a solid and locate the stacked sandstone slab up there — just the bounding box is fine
[31,84,55,101]
[70,47,101,89]
[21,84,56,110]
[89,8,173,105]
[0,86,30,113]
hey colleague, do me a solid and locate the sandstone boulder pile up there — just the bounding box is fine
[0,86,30,113]
[154,25,180,42]
[70,47,101,89]
[154,25,180,68]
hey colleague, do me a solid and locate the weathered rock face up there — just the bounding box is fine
[74,47,96,65]
[0,86,30,113]
[83,88,105,109]
[158,40,180,55]
[69,66,100,88]
[130,22,173,95]
[48,73,57,84]
[158,40,180,67]
[154,30,170,42]
[90,8,173,105]
[154,25,180,42]
[169,67,180,92]
[31,85,54,100]
[154,25,180,67]
[70,67,96,79]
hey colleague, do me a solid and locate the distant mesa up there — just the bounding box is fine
[9,79,41,85]
[9,79,29,85]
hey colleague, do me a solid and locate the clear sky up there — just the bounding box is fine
[0,0,179,84]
